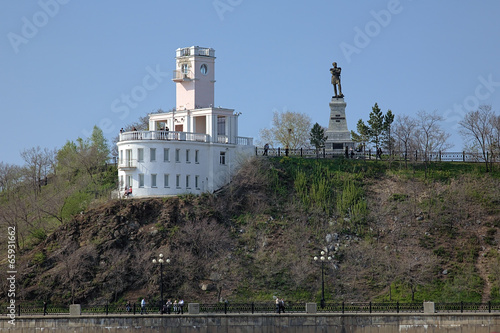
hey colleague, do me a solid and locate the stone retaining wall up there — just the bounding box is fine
[2,313,500,332]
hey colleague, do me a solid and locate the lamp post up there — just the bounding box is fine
[314,250,331,309]
[152,254,170,313]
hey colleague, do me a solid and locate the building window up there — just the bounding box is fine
[139,174,144,188]
[119,150,123,164]
[164,174,169,188]
[150,148,156,162]
[181,63,189,74]
[176,174,181,188]
[138,148,144,162]
[164,148,170,162]
[195,175,199,189]
[151,174,157,188]
[220,151,226,165]
[186,149,190,163]
[126,149,133,167]
[175,149,180,162]
[200,64,208,75]
[186,175,190,189]
[120,175,124,190]
[195,150,199,163]
[126,175,132,188]
[217,116,226,135]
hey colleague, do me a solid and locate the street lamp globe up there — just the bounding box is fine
[152,253,170,314]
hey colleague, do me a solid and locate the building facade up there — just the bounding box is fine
[117,46,254,197]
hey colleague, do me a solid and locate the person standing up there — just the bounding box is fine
[141,298,146,314]
[166,299,172,314]
[178,299,184,314]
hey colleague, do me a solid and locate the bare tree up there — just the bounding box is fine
[459,105,497,172]
[413,111,451,176]
[490,113,500,165]
[258,110,312,149]
[20,146,56,196]
[393,115,417,168]
[0,162,22,193]
[396,248,438,301]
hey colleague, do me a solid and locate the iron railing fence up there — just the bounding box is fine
[436,302,500,313]
[256,147,500,163]
[319,302,423,313]
[3,301,500,315]
[199,302,304,314]
[1,302,69,316]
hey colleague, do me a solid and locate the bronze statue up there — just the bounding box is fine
[330,62,343,98]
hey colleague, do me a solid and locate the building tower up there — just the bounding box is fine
[173,46,216,112]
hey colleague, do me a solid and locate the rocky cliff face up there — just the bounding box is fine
[4,158,500,305]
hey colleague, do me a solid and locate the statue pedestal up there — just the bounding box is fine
[325,97,353,150]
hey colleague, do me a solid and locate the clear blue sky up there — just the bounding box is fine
[1,1,500,165]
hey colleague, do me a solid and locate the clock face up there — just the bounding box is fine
[200,64,208,75]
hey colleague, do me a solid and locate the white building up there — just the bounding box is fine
[117,46,254,197]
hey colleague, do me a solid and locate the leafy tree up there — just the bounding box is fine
[259,110,312,149]
[382,110,395,154]
[309,123,327,153]
[351,119,370,152]
[354,103,394,158]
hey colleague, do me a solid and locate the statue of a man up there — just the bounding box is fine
[330,62,343,98]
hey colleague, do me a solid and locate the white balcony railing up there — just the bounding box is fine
[120,131,209,142]
[172,70,193,81]
[118,159,136,169]
[119,131,253,146]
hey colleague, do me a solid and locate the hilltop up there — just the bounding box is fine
[3,157,500,305]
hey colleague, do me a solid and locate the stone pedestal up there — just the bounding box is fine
[306,303,317,313]
[325,97,353,151]
[69,304,81,316]
[423,302,435,313]
[188,303,199,314]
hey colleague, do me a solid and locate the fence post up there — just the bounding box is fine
[224,301,227,314]
[369,149,371,160]
[18,304,21,317]
[342,302,345,314]
[369,302,372,313]
[463,151,465,162]
[252,302,254,314]
[460,301,463,313]
[439,151,441,162]
[489,301,491,313]
[133,303,136,315]
[106,302,109,315]
[300,148,303,157]
[415,150,418,161]
[397,302,399,313]
[278,147,281,157]
[323,148,326,158]
[255,146,258,156]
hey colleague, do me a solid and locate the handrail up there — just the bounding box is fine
[4,301,500,315]
[119,131,253,146]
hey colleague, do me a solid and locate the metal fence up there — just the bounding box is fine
[3,301,500,315]
[256,147,499,163]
